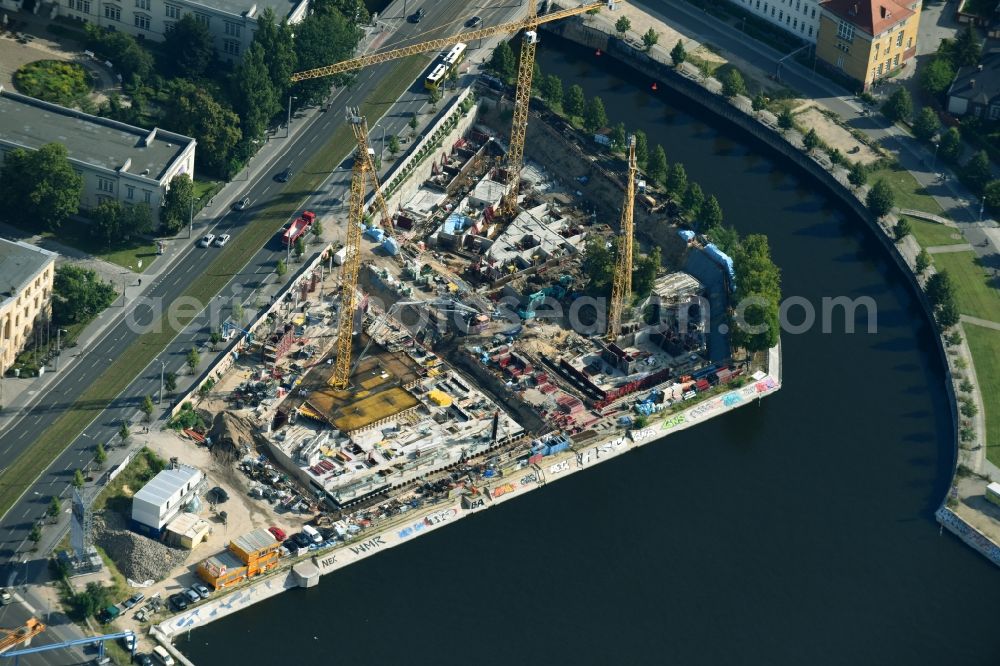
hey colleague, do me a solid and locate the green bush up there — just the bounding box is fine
[14,60,92,106]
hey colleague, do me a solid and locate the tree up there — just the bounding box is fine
[649,145,668,185]
[848,161,867,187]
[610,122,627,152]
[925,271,955,307]
[881,87,912,123]
[92,199,124,248]
[164,15,215,78]
[294,235,306,259]
[670,40,686,66]
[632,247,661,297]
[936,298,960,329]
[96,443,107,468]
[83,24,154,83]
[0,143,82,231]
[51,266,117,325]
[29,524,41,544]
[388,135,401,155]
[165,372,178,393]
[803,128,820,151]
[141,395,155,420]
[276,258,287,276]
[312,220,324,240]
[960,400,979,418]
[254,8,297,101]
[985,179,1000,212]
[919,57,955,98]
[312,0,368,21]
[428,86,442,110]
[752,93,767,112]
[186,347,201,372]
[778,108,794,129]
[866,179,895,218]
[232,302,244,325]
[912,109,941,145]
[915,248,931,274]
[682,182,704,217]
[234,42,280,144]
[962,150,991,193]
[702,195,723,230]
[161,173,195,235]
[667,162,688,197]
[408,115,418,132]
[123,203,153,237]
[70,582,114,620]
[642,28,660,52]
[293,11,362,105]
[731,234,782,354]
[72,469,85,488]
[582,238,615,294]
[939,127,962,163]
[565,84,586,118]
[209,330,222,350]
[894,218,912,240]
[954,25,982,67]
[47,496,61,519]
[615,16,631,36]
[163,80,242,177]
[583,96,608,133]
[488,40,516,82]
[721,68,747,98]
[634,130,649,168]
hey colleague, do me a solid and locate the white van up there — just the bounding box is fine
[152,645,175,665]
[302,524,322,544]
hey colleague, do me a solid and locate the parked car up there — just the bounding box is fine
[465,15,482,27]
[168,593,188,612]
[292,532,312,549]
[0,588,11,605]
[232,196,251,210]
[136,654,154,666]
[92,657,112,665]
[192,583,212,599]
[122,634,136,651]
[197,234,215,248]
[408,7,425,22]
[183,588,200,604]
[212,234,231,248]
[275,166,293,182]
[208,486,229,503]
[128,593,145,607]
[268,525,287,541]
[122,597,137,610]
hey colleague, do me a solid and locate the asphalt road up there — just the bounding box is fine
[0,0,519,578]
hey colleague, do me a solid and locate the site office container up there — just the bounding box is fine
[198,552,247,591]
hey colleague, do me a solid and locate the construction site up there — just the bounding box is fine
[36,2,778,658]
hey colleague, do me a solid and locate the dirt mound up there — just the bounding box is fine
[208,412,256,465]
[93,512,189,583]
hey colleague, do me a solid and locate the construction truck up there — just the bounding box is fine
[282,211,316,246]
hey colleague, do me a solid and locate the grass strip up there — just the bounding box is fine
[932,250,1000,324]
[901,215,965,248]
[965,323,1000,465]
[0,55,431,521]
[867,163,944,215]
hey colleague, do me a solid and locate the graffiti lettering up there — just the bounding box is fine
[519,473,538,486]
[722,392,742,407]
[349,535,386,555]
[318,555,337,569]
[548,460,571,475]
[629,427,657,443]
[464,497,486,510]
[424,508,458,526]
[491,483,516,498]
[662,413,686,429]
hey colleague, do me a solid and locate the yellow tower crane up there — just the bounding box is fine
[607,134,637,341]
[290,0,618,214]
[0,617,45,653]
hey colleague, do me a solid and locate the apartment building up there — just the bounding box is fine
[728,0,823,42]
[0,239,56,377]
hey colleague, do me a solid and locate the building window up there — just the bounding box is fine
[194,12,209,27]
[837,20,854,41]
[98,177,114,192]
[893,54,900,67]
[779,10,783,19]
[793,18,797,28]
[756,0,760,7]
[895,32,903,48]
[907,36,912,48]
[164,20,175,31]
[165,3,179,17]
[808,26,813,36]
[103,3,120,20]
[74,0,90,12]
[989,105,1000,120]
[143,190,151,203]
[224,20,241,37]
[223,39,240,56]
[135,0,148,8]
[877,63,884,76]
[126,185,134,199]
[811,7,816,17]
[134,12,149,29]
[786,15,790,24]
[795,0,800,8]
[771,6,775,16]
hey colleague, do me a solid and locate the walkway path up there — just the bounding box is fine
[962,314,1000,331]
[927,243,975,254]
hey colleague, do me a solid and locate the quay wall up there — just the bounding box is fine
[157,355,781,643]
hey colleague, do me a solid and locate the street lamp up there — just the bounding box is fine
[980,195,986,222]
[158,359,166,406]
[932,141,939,170]
[54,328,67,371]
[287,95,298,138]
[188,196,202,239]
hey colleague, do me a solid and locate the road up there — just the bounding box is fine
[635,0,1000,255]
[0,0,521,605]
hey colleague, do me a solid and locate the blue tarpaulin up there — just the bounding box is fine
[382,237,399,255]
[704,243,735,282]
[678,229,696,242]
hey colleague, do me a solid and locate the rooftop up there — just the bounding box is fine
[188,0,303,20]
[231,527,279,555]
[0,89,193,181]
[483,203,586,270]
[949,48,1000,104]
[0,239,55,302]
[820,0,914,36]
[133,465,201,507]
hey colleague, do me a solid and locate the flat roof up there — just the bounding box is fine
[0,239,55,301]
[133,465,201,507]
[0,89,193,181]
[186,0,302,20]
[232,527,278,554]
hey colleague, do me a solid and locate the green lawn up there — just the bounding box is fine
[867,163,944,215]
[0,54,432,521]
[901,215,965,248]
[932,251,1000,323]
[193,178,223,204]
[965,323,1000,464]
[48,222,158,273]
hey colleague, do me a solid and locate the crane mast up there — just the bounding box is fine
[501,0,539,215]
[607,134,636,340]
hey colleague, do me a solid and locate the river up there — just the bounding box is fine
[181,36,1000,665]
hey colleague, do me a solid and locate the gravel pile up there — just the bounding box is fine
[94,512,189,582]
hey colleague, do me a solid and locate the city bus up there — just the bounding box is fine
[442,42,466,70]
[425,42,467,89]
[424,64,448,90]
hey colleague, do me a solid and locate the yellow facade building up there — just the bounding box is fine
[0,239,56,377]
[816,0,922,90]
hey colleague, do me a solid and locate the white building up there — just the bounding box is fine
[729,0,822,42]
[57,0,309,62]
[0,88,195,224]
[131,464,204,535]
